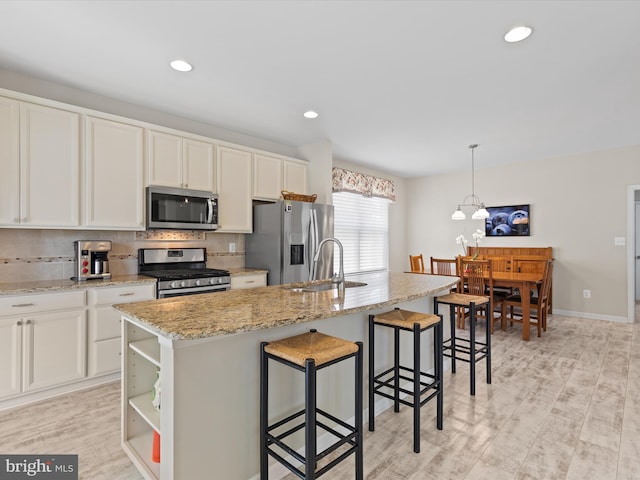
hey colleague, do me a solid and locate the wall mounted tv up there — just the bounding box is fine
[485,205,530,236]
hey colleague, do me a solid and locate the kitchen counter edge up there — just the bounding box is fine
[0,275,157,296]
[114,272,457,342]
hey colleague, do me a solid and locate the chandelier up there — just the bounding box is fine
[451,144,489,220]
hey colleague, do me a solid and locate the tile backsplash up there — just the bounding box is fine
[0,229,245,284]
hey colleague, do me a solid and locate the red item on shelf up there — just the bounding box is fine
[152,431,160,463]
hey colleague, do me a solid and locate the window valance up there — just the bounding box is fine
[332,167,396,202]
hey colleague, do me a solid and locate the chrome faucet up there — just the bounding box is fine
[312,237,345,291]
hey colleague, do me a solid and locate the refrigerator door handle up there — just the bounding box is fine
[309,208,318,281]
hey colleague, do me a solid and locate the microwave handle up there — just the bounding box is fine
[206,198,214,224]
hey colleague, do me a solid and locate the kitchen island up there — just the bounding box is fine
[114,272,457,480]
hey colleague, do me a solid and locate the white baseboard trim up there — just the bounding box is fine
[0,373,120,412]
[552,309,630,324]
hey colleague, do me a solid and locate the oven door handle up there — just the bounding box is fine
[158,284,230,298]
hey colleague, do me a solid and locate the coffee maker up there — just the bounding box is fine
[73,240,112,281]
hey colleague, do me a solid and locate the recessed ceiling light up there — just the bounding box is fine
[504,25,533,43]
[303,110,319,119]
[170,59,193,72]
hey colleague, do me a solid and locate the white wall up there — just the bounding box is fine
[406,145,640,321]
[297,140,333,204]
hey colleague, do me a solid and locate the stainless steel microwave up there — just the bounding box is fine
[146,186,219,231]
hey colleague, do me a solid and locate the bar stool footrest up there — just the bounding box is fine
[443,337,488,364]
[265,407,358,478]
[372,367,441,409]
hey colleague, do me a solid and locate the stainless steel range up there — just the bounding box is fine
[138,248,231,298]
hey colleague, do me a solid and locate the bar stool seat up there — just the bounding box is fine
[260,329,363,479]
[368,308,443,453]
[434,292,491,396]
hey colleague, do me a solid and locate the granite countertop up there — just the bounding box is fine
[114,272,457,341]
[0,269,266,296]
[226,267,268,276]
[0,275,157,296]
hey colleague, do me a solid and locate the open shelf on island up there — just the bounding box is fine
[129,392,161,433]
[129,337,161,367]
[125,430,161,480]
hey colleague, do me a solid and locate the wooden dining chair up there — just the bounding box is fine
[409,254,425,273]
[501,259,554,337]
[430,257,457,276]
[458,258,504,333]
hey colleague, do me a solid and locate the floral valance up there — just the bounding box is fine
[332,167,396,202]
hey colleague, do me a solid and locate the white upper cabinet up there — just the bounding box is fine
[253,154,283,200]
[0,96,20,226]
[84,116,145,230]
[21,102,80,227]
[216,146,252,233]
[0,101,80,228]
[147,130,215,192]
[283,160,308,194]
[253,155,308,201]
[183,138,215,192]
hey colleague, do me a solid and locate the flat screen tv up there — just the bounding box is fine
[485,205,530,236]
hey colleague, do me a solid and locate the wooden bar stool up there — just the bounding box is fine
[260,329,363,479]
[433,292,491,396]
[368,308,443,453]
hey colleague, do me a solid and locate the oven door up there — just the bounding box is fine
[158,284,230,299]
[147,186,219,231]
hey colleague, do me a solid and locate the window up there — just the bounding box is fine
[332,191,389,274]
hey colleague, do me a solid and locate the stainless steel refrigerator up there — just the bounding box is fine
[245,200,334,285]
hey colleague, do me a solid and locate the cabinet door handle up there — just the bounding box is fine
[26,320,32,325]
[11,303,35,308]
[16,320,22,326]
[245,280,255,284]
[119,292,135,297]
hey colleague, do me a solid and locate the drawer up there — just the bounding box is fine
[89,306,122,341]
[88,284,156,306]
[230,273,267,290]
[88,337,121,377]
[0,290,86,317]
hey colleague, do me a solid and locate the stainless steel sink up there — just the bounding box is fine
[283,280,367,293]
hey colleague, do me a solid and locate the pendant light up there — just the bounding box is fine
[451,144,490,220]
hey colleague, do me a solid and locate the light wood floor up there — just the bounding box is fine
[2,313,639,480]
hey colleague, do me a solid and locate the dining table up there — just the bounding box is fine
[484,271,543,341]
[407,270,544,341]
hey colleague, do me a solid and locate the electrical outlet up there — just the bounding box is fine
[583,289,591,299]
[229,242,236,253]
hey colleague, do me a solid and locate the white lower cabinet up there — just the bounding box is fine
[230,272,267,289]
[0,317,22,398]
[87,284,156,377]
[23,309,87,391]
[0,290,86,400]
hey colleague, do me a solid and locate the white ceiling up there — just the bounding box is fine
[0,0,638,178]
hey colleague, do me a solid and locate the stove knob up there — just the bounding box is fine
[209,278,216,285]
[82,268,89,274]
[82,260,89,267]
[180,281,186,288]
[195,279,201,286]
[170,281,177,289]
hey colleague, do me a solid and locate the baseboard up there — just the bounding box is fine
[552,309,630,323]
[0,373,120,412]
